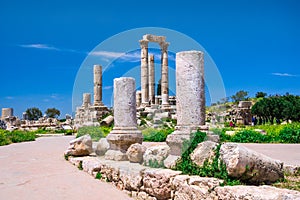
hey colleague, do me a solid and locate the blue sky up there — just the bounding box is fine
[0,0,299,118]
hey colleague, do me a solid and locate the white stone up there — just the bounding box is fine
[220,143,284,184]
[143,144,170,167]
[126,143,147,163]
[95,138,110,156]
[190,141,218,167]
[64,134,93,156]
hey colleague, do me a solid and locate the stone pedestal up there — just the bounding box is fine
[166,51,207,165]
[105,77,143,161]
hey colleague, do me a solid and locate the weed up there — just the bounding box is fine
[95,172,102,179]
[148,159,165,168]
[78,161,83,170]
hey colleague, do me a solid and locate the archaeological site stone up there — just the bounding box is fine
[143,144,170,167]
[95,138,110,156]
[105,77,143,161]
[215,185,300,200]
[126,143,147,163]
[139,34,170,107]
[74,64,109,127]
[190,141,218,167]
[93,64,104,106]
[165,50,207,166]
[148,54,155,105]
[220,143,284,184]
[64,134,93,156]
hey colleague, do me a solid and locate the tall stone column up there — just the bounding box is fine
[140,40,149,106]
[136,90,142,108]
[148,54,155,105]
[105,77,143,161]
[93,64,103,106]
[82,93,91,108]
[160,42,169,107]
[165,51,207,168]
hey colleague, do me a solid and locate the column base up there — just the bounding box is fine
[105,128,143,161]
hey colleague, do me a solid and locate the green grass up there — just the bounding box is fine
[211,123,300,143]
[0,129,37,146]
[76,126,112,141]
[142,127,174,142]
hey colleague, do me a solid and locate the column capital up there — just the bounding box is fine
[139,40,149,48]
[160,42,169,52]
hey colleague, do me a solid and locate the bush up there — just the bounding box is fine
[77,126,112,141]
[142,128,174,142]
[278,123,300,143]
[0,129,36,146]
[174,131,240,185]
[0,130,11,146]
[230,129,267,143]
[7,131,36,143]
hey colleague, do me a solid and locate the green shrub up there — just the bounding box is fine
[230,129,267,143]
[278,123,300,143]
[174,131,241,186]
[0,130,11,146]
[142,128,174,142]
[77,126,112,141]
[7,131,36,143]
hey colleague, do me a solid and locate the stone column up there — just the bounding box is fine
[93,64,104,106]
[105,77,143,161]
[148,54,155,105]
[160,42,170,107]
[165,51,207,168]
[140,40,149,106]
[82,93,91,108]
[136,90,142,108]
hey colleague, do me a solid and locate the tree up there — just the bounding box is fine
[231,90,249,103]
[255,92,267,98]
[45,108,60,118]
[25,107,42,120]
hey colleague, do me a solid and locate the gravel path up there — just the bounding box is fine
[0,136,132,200]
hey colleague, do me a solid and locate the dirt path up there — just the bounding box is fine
[0,136,132,200]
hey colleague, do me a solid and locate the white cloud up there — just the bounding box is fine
[271,72,298,77]
[19,44,59,51]
[89,51,124,58]
[103,85,113,90]
[89,51,141,63]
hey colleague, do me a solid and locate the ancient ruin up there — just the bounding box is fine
[74,64,109,127]
[165,50,207,165]
[139,34,170,108]
[105,77,143,161]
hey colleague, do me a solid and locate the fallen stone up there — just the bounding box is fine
[190,141,218,167]
[64,134,93,156]
[95,138,110,156]
[141,168,181,200]
[126,143,147,163]
[215,185,300,200]
[143,144,170,167]
[220,143,284,184]
[172,175,223,200]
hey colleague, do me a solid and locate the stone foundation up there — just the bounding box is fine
[68,156,300,200]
